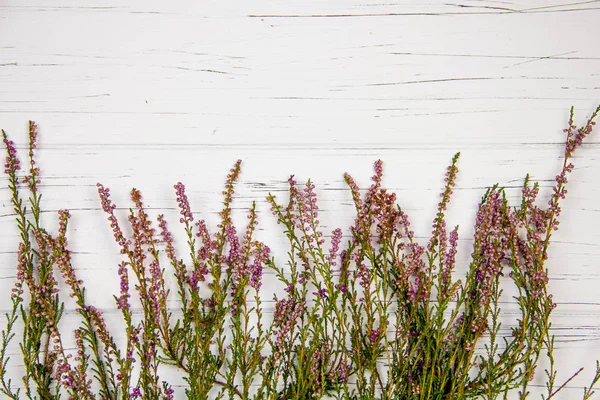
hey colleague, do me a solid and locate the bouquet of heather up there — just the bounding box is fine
[1,107,599,400]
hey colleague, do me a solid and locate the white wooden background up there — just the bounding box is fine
[1,1,599,398]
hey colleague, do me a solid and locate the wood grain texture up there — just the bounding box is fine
[0,1,599,398]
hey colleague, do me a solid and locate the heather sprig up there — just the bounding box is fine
[1,123,68,400]
[1,123,110,400]
[95,159,274,399]
[266,176,351,399]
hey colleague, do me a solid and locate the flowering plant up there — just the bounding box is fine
[1,107,599,399]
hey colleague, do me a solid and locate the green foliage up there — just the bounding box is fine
[1,107,599,399]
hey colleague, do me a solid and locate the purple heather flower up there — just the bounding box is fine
[157,214,176,261]
[11,243,27,302]
[369,327,381,344]
[272,296,305,358]
[219,160,242,227]
[2,134,20,174]
[163,384,175,400]
[249,243,270,290]
[131,387,142,398]
[328,228,343,267]
[196,218,216,262]
[130,188,155,242]
[53,210,88,301]
[82,305,114,356]
[225,223,241,268]
[28,120,38,150]
[338,358,351,383]
[174,182,193,223]
[97,183,131,253]
[356,260,371,289]
[441,226,459,291]
[336,283,347,293]
[344,160,386,250]
[372,188,399,243]
[22,121,41,191]
[343,172,363,214]
[148,260,167,324]
[469,189,508,304]
[116,262,130,310]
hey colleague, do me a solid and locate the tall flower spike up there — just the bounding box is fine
[427,152,460,256]
[365,159,384,204]
[195,218,215,265]
[158,214,176,264]
[219,159,242,228]
[328,228,343,267]
[186,221,212,289]
[116,262,131,311]
[2,130,20,174]
[97,183,131,254]
[344,161,381,247]
[249,242,270,290]
[440,225,459,298]
[148,260,166,324]
[174,182,193,223]
[158,213,189,284]
[23,121,40,191]
[54,209,85,299]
